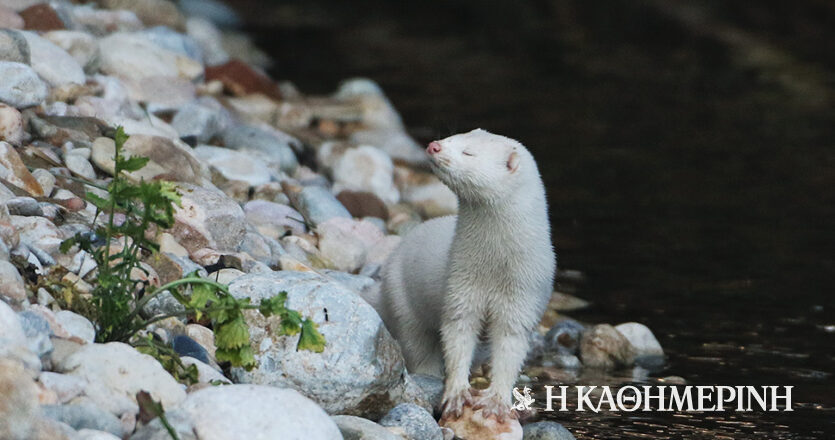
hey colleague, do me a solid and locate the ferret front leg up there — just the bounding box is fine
[474,323,529,422]
[439,302,481,419]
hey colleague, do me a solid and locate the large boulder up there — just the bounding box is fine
[130,385,343,440]
[228,271,423,418]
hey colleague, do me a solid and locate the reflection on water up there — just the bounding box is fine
[232,0,835,437]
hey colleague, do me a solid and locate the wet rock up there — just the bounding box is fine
[205,59,281,99]
[546,353,582,370]
[91,135,209,185]
[170,183,247,255]
[317,217,385,272]
[21,31,84,86]
[0,28,28,63]
[171,97,230,143]
[0,358,40,440]
[0,61,47,108]
[194,145,272,186]
[55,342,186,417]
[100,0,184,29]
[0,6,24,29]
[54,311,95,343]
[20,3,65,31]
[579,324,636,370]
[332,415,402,440]
[244,200,306,239]
[43,31,99,74]
[98,32,203,84]
[41,401,122,437]
[221,124,299,174]
[614,322,664,357]
[0,260,26,302]
[522,421,575,440]
[379,403,443,440]
[0,103,24,146]
[440,405,523,440]
[283,182,351,227]
[544,319,585,355]
[228,271,414,418]
[332,145,399,205]
[130,385,341,440]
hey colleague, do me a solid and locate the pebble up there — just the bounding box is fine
[579,324,636,370]
[172,334,210,364]
[0,103,24,145]
[42,401,123,437]
[332,144,400,205]
[64,153,97,179]
[244,199,306,239]
[0,61,47,108]
[5,196,42,217]
[282,182,352,227]
[21,30,85,86]
[379,403,443,440]
[193,145,272,186]
[332,415,402,440]
[55,310,96,343]
[523,421,576,440]
[170,183,247,254]
[44,30,100,73]
[222,124,299,174]
[545,318,586,355]
[19,3,65,31]
[98,32,203,84]
[0,6,24,29]
[0,28,29,63]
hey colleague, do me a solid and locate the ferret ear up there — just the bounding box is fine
[507,151,520,173]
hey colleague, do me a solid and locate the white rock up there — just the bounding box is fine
[56,342,186,417]
[317,217,384,272]
[43,30,100,73]
[55,310,95,343]
[180,357,230,384]
[229,271,420,418]
[65,154,96,180]
[21,31,85,87]
[193,145,271,186]
[0,61,48,108]
[243,200,306,239]
[170,183,247,255]
[0,259,26,301]
[332,145,399,205]
[0,103,24,146]
[98,32,203,84]
[615,322,664,358]
[185,17,228,66]
[0,299,26,344]
[77,429,122,440]
[38,372,88,404]
[133,385,342,440]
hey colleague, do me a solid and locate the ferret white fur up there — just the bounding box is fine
[378,129,556,420]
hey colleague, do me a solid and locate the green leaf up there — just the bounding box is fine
[114,126,128,148]
[258,293,287,318]
[297,319,326,353]
[118,155,150,172]
[215,345,256,370]
[279,309,303,336]
[59,236,77,254]
[85,191,111,211]
[215,317,250,350]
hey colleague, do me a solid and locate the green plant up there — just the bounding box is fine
[59,127,325,371]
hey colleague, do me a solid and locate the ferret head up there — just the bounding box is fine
[426,128,536,203]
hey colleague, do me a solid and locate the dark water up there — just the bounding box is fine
[230,0,834,438]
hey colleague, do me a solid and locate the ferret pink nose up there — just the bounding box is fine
[427,141,442,155]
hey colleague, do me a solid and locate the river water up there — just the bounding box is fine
[229,0,834,438]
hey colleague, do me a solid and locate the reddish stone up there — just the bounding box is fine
[205,59,282,100]
[336,190,389,220]
[20,4,65,31]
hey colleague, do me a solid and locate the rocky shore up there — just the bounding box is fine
[0,1,665,439]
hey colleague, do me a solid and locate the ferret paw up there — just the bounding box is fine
[472,391,516,423]
[441,388,477,420]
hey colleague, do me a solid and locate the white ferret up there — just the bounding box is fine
[377,128,556,421]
